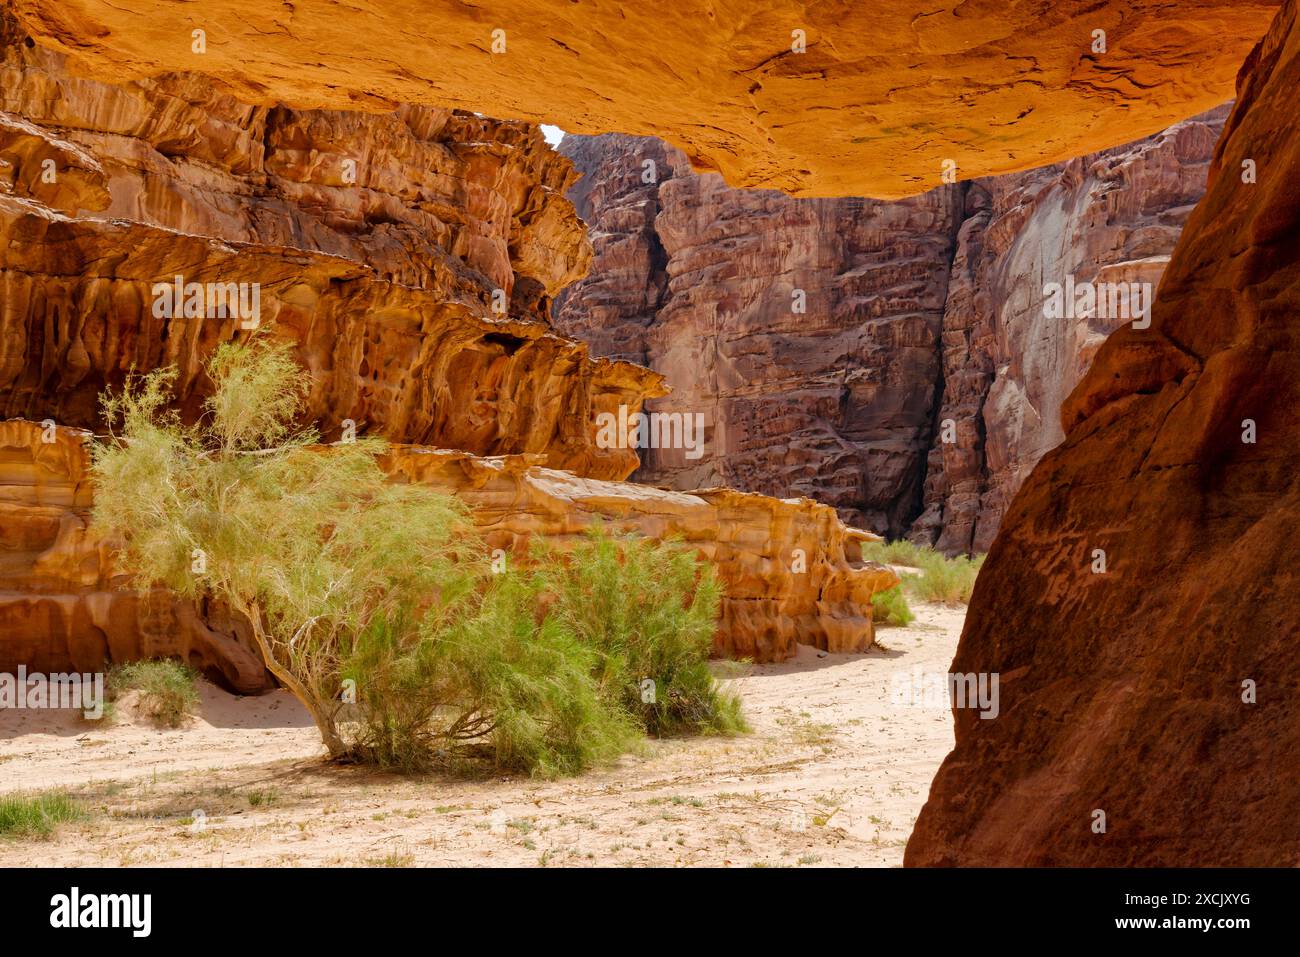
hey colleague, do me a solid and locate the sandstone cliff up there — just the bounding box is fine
[0,13,657,481]
[555,108,1226,547]
[0,420,896,687]
[913,105,1230,553]
[906,0,1300,865]
[0,13,896,677]
[7,0,1276,197]
[555,138,963,538]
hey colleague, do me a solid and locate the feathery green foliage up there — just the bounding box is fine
[91,335,741,775]
[861,540,986,606]
[528,528,746,737]
[870,584,915,627]
[92,337,484,758]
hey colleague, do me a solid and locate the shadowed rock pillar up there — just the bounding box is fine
[906,0,1300,866]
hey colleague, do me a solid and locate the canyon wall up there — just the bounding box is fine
[907,0,1300,866]
[913,105,1230,553]
[0,13,661,481]
[555,108,1227,547]
[0,13,895,680]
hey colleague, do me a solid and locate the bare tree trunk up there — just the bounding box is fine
[238,600,349,759]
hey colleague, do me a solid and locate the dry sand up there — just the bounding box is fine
[0,602,963,867]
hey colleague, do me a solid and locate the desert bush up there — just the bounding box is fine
[106,659,200,727]
[0,791,84,839]
[92,336,489,759]
[870,584,915,627]
[861,538,931,568]
[340,579,638,776]
[92,336,741,775]
[910,551,985,604]
[527,527,746,737]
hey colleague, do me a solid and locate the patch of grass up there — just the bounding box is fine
[366,848,415,868]
[870,584,914,626]
[247,789,279,808]
[0,791,85,839]
[862,540,986,606]
[106,659,200,727]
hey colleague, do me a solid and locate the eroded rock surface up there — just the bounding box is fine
[911,106,1229,554]
[8,0,1277,197]
[0,14,656,480]
[0,420,269,693]
[0,420,897,682]
[906,0,1300,866]
[556,111,1225,545]
[0,11,894,674]
[386,448,897,662]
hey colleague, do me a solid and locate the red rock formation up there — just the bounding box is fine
[0,420,897,682]
[906,0,1300,865]
[911,106,1229,554]
[0,14,896,678]
[556,114,1224,545]
[0,15,658,480]
[7,0,1278,197]
[553,135,677,366]
[385,448,898,662]
[0,420,269,693]
[554,135,964,537]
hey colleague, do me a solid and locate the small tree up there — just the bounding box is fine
[92,337,483,758]
[92,336,743,772]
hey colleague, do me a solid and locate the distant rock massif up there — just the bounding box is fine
[554,106,1229,551]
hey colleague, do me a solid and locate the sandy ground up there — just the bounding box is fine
[0,602,963,867]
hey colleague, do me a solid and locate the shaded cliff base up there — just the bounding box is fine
[0,601,961,867]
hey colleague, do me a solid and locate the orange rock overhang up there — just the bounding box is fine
[9,0,1280,198]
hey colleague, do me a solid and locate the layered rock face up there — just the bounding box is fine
[0,419,896,685]
[912,105,1230,553]
[0,14,656,481]
[556,110,1225,545]
[8,0,1276,197]
[0,421,269,693]
[386,449,897,662]
[556,137,963,537]
[907,0,1300,865]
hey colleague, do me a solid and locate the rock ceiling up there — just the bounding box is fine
[10,0,1280,197]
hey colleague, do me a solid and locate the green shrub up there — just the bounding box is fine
[527,527,747,738]
[0,791,84,839]
[862,540,986,606]
[341,577,638,777]
[871,584,915,626]
[910,551,985,604]
[106,659,200,727]
[93,335,743,776]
